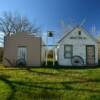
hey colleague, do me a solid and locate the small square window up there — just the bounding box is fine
[65,45,72,52]
[65,53,72,58]
[78,31,81,35]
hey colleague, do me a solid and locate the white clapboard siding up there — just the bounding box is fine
[58,26,98,66]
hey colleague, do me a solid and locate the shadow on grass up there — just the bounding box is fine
[27,68,58,76]
[0,62,100,70]
[43,65,100,70]
[42,61,100,69]
[0,74,16,100]
[12,80,100,92]
[0,66,100,74]
[0,74,100,100]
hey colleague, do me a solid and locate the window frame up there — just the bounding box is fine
[64,45,73,59]
[78,31,81,35]
[17,46,27,60]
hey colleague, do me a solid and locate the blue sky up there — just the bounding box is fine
[0,0,100,46]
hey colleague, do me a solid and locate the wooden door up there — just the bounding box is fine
[86,45,95,65]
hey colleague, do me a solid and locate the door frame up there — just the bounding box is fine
[86,45,95,65]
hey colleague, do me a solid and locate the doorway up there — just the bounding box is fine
[86,45,95,65]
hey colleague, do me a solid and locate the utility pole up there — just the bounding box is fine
[45,32,48,66]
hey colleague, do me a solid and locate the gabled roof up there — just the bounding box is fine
[58,26,98,43]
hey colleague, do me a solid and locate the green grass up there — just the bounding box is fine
[0,65,100,100]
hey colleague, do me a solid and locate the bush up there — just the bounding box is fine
[0,50,3,62]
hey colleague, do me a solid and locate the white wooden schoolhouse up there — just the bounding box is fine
[57,26,98,66]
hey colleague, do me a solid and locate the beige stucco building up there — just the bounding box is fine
[3,32,42,67]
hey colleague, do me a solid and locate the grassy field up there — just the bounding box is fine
[0,65,100,100]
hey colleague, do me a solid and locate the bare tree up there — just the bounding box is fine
[0,12,40,36]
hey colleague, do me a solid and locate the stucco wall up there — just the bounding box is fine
[3,33,41,67]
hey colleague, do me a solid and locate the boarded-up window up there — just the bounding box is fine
[64,45,72,58]
[17,47,27,60]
